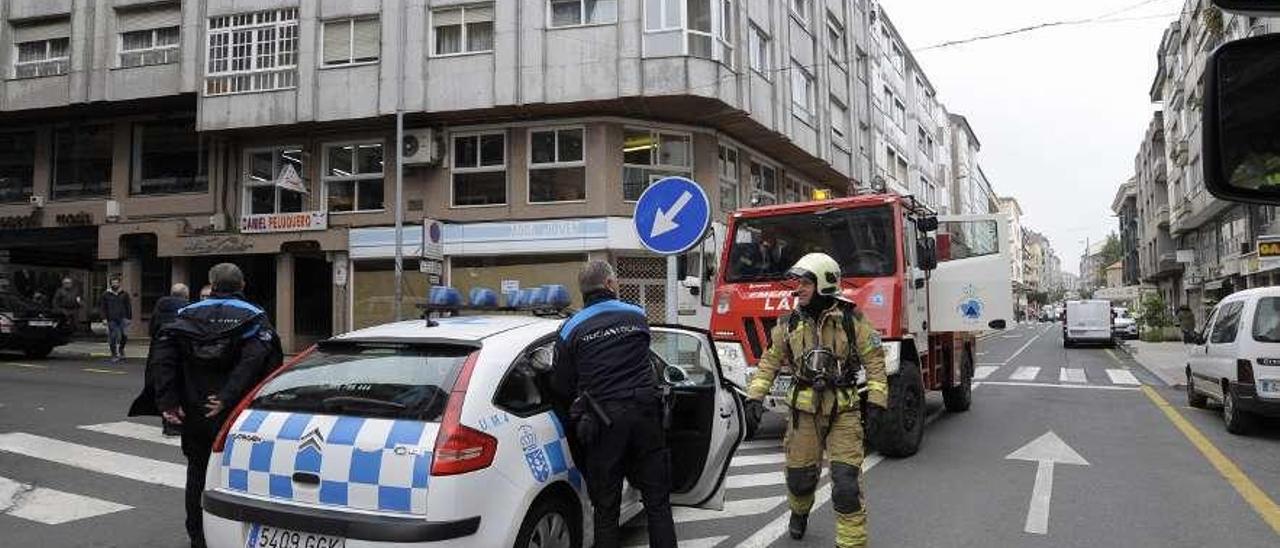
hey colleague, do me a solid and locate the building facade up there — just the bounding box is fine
[1111,179,1140,287]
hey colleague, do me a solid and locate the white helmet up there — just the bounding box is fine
[786,253,841,296]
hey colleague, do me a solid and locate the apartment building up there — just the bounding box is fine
[1133,111,1181,304]
[1111,178,1139,287]
[4,0,980,350]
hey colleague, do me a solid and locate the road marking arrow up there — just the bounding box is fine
[1005,431,1089,535]
[650,190,693,238]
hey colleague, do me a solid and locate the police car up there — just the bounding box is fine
[202,285,743,548]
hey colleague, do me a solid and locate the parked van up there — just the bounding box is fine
[1186,287,1280,434]
[1063,300,1114,347]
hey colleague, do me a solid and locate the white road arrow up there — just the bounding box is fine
[1005,431,1090,535]
[650,191,693,238]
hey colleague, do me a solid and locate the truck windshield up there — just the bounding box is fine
[725,205,896,282]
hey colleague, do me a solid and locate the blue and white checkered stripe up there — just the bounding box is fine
[221,410,437,514]
[540,413,582,492]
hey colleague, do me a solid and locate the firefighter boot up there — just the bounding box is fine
[789,512,808,539]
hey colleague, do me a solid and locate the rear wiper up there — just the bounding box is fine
[321,396,407,411]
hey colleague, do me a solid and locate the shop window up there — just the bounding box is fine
[244,146,308,215]
[450,254,587,310]
[0,132,36,203]
[452,132,506,206]
[322,18,380,66]
[325,142,385,212]
[132,119,208,195]
[622,128,692,201]
[205,9,299,95]
[748,160,776,206]
[432,4,494,56]
[53,125,113,200]
[549,0,617,27]
[718,145,739,212]
[120,27,179,68]
[528,127,586,203]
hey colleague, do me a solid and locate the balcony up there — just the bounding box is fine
[1144,251,1184,282]
[1156,204,1170,228]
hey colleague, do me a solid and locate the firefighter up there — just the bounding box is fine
[746,252,888,548]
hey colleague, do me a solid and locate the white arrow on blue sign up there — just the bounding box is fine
[632,176,712,256]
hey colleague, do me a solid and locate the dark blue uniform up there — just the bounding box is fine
[552,291,675,548]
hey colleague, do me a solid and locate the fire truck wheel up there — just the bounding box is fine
[942,347,974,412]
[875,360,925,458]
[743,398,764,440]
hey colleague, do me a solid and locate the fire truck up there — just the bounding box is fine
[709,193,1013,457]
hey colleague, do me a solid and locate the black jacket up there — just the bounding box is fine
[100,289,132,321]
[128,293,282,418]
[149,295,188,338]
[551,291,655,404]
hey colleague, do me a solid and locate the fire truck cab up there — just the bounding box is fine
[709,193,1013,456]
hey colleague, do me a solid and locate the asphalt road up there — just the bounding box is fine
[2,324,1278,547]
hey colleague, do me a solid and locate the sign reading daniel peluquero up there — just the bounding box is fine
[240,211,328,234]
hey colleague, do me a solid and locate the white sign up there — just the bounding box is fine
[1005,431,1090,535]
[333,259,348,287]
[501,280,520,293]
[276,163,308,194]
[240,211,327,234]
[422,219,444,261]
[418,260,442,275]
[1176,249,1195,263]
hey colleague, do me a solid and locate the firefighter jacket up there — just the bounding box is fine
[747,299,888,413]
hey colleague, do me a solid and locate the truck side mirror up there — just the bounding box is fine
[915,216,939,233]
[917,237,938,271]
[1203,33,1280,204]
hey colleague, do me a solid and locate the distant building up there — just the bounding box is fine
[1111,178,1140,286]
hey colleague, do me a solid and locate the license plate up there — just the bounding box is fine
[27,320,56,327]
[771,375,793,399]
[246,524,344,548]
[1259,379,1280,396]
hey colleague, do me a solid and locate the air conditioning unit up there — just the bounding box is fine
[402,128,440,166]
[28,195,44,208]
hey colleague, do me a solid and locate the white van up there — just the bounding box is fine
[1063,300,1114,347]
[1186,287,1280,434]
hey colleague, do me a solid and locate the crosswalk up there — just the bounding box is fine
[972,363,1144,388]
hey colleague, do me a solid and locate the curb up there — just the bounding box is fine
[1114,342,1183,387]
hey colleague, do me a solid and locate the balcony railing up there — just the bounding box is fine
[1156,204,1170,228]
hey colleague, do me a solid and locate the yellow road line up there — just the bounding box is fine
[82,368,127,375]
[1,362,47,369]
[1142,386,1280,536]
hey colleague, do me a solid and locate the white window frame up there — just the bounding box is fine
[450,130,508,208]
[718,144,740,212]
[885,146,900,182]
[13,38,70,79]
[748,22,770,77]
[826,12,846,65]
[830,96,849,146]
[204,9,299,96]
[791,60,815,117]
[321,17,381,68]
[242,145,309,216]
[622,127,694,203]
[119,26,180,68]
[547,0,618,28]
[430,4,495,57]
[322,140,386,214]
[643,0,735,67]
[527,126,588,204]
[748,158,777,206]
[893,98,906,129]
[644,0,684,31]
[790,0,811,26]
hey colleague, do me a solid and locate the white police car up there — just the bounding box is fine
[202,285,743,548]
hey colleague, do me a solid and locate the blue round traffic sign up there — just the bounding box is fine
[633,176,711,255]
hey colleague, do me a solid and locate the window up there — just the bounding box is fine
[790,0,811,24]
[322,18,379,66]
[831,97,849,144]
[644,0,683,30]
[205,9,299,95]
[244,146,308,215]
[893,99,906,128]
[452,132,506,206]
[433,4,494,55]
[0,132,36,203]
[917,126,933,158]
[1210,301,1244,344]
[325,142,384,212]
[550,0,617,27]
[748,23,770,75]
[622,129,692,201]
[132,119,208,195]
[791,60,814,115]
[826,13,846,64]
[1252,297,1280,343]
[718,145,739,212]
[784,179,803,203]
[14,38,70,79]
[936,219,1000,261]
[529,127,586,203]
[890,41,904,73]
[644,0,734,65]
[748,160,777,206]
[495,341,555,416]
[120,27,180,68]
[53,125,113,200]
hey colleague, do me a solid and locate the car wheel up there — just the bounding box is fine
[515,497,579,548]
[1185,370,1208,409]
[742,398,764,440]
[942,347,973,413]
[875,360,925,458]
[23,346,53,359]
[1222,384,1253,435]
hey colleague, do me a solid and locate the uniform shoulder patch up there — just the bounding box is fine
[868,330,882,348]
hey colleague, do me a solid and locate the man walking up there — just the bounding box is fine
[1177,305,1198,343]
[129,263,282,548]
[100,277,132,362]
[53,278,82,332]
[552,261,676,548]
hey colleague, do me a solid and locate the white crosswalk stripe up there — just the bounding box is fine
[1010,366,1041,381]
[0,475,132,524]
[974,366,999,380]
[730,452,787,467]
[79,421,181,447]
[1106,369,1142,385]
[0,432,186,489]
[725,470,784,489]
[673,496,784,523]
[1059,368,1087,383]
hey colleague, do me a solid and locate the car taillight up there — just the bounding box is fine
[212,344,317,453]
[1238,359,1255,385]
[432,351,497,476]
[715,292,731,315]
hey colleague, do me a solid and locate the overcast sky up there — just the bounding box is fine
[881,0,1182,275]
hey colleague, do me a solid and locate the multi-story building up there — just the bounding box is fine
[1022,229,1046,297]
[1111,178,1140,286]
[947,113,983,214]
[997,196,1025,312]
[2,0,979,351]
[1133,110,1181,305]
[1079,240,1107,292]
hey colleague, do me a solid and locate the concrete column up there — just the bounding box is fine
[121,257,144,338]
[171,258,190,293]
[275,252,296,353]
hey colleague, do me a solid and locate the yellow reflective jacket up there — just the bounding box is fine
[746,299,888,413]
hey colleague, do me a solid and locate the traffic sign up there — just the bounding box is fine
[633,176,711,255]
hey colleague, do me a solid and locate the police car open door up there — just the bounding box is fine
[649,326,744,510]
[927,214,1015,332]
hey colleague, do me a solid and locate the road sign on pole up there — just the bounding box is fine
[633,177,711,323]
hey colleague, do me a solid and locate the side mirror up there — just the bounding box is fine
[915,216,939,233]
[1203,33,1280,204]
[917,237,938,271]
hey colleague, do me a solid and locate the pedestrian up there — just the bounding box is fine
[551,261,676,548]
[198,284,212,301]
[53,278,82,331]
[100,277,132,362]
[128,263,282,548]
[1177,305,1197,343]
[149,283,190,437]
[745,253,888,548]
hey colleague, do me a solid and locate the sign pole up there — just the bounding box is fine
[632,176,711,326]
[666,255,678,323]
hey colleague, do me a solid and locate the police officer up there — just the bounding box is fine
[551,260,676,548]
[746,253,888,548]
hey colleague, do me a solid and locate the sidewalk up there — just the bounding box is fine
[1119,340,1190,387]
[51,338,151,360]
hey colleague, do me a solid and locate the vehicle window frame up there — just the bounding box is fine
[1210,301,1245,345]
[492,335,558,418]
[1250,297,1280,343]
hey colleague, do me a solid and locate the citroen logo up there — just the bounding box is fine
[298,428,325,454]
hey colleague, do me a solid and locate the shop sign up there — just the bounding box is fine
[501,280,520,293]
[55,212,93,226]
[0,213,39,229]
[1258,236,1280,271]
[182,235,255,255]
[240,211,327,234]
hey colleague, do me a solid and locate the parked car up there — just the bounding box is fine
[1112,307,1138,339]
[0,293,73,358]
[1063,300,1114,347]
[1185,287,1280,434]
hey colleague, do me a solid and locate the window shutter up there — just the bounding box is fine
[322,20,350,64]
[12,19,71,43]
[352,19,380,60]
[467,5,494,23]
[433,9,463,27]
[116,6,182,33]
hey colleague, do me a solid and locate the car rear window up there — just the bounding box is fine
[251,343,474,421]
[1252,297,1280,343]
